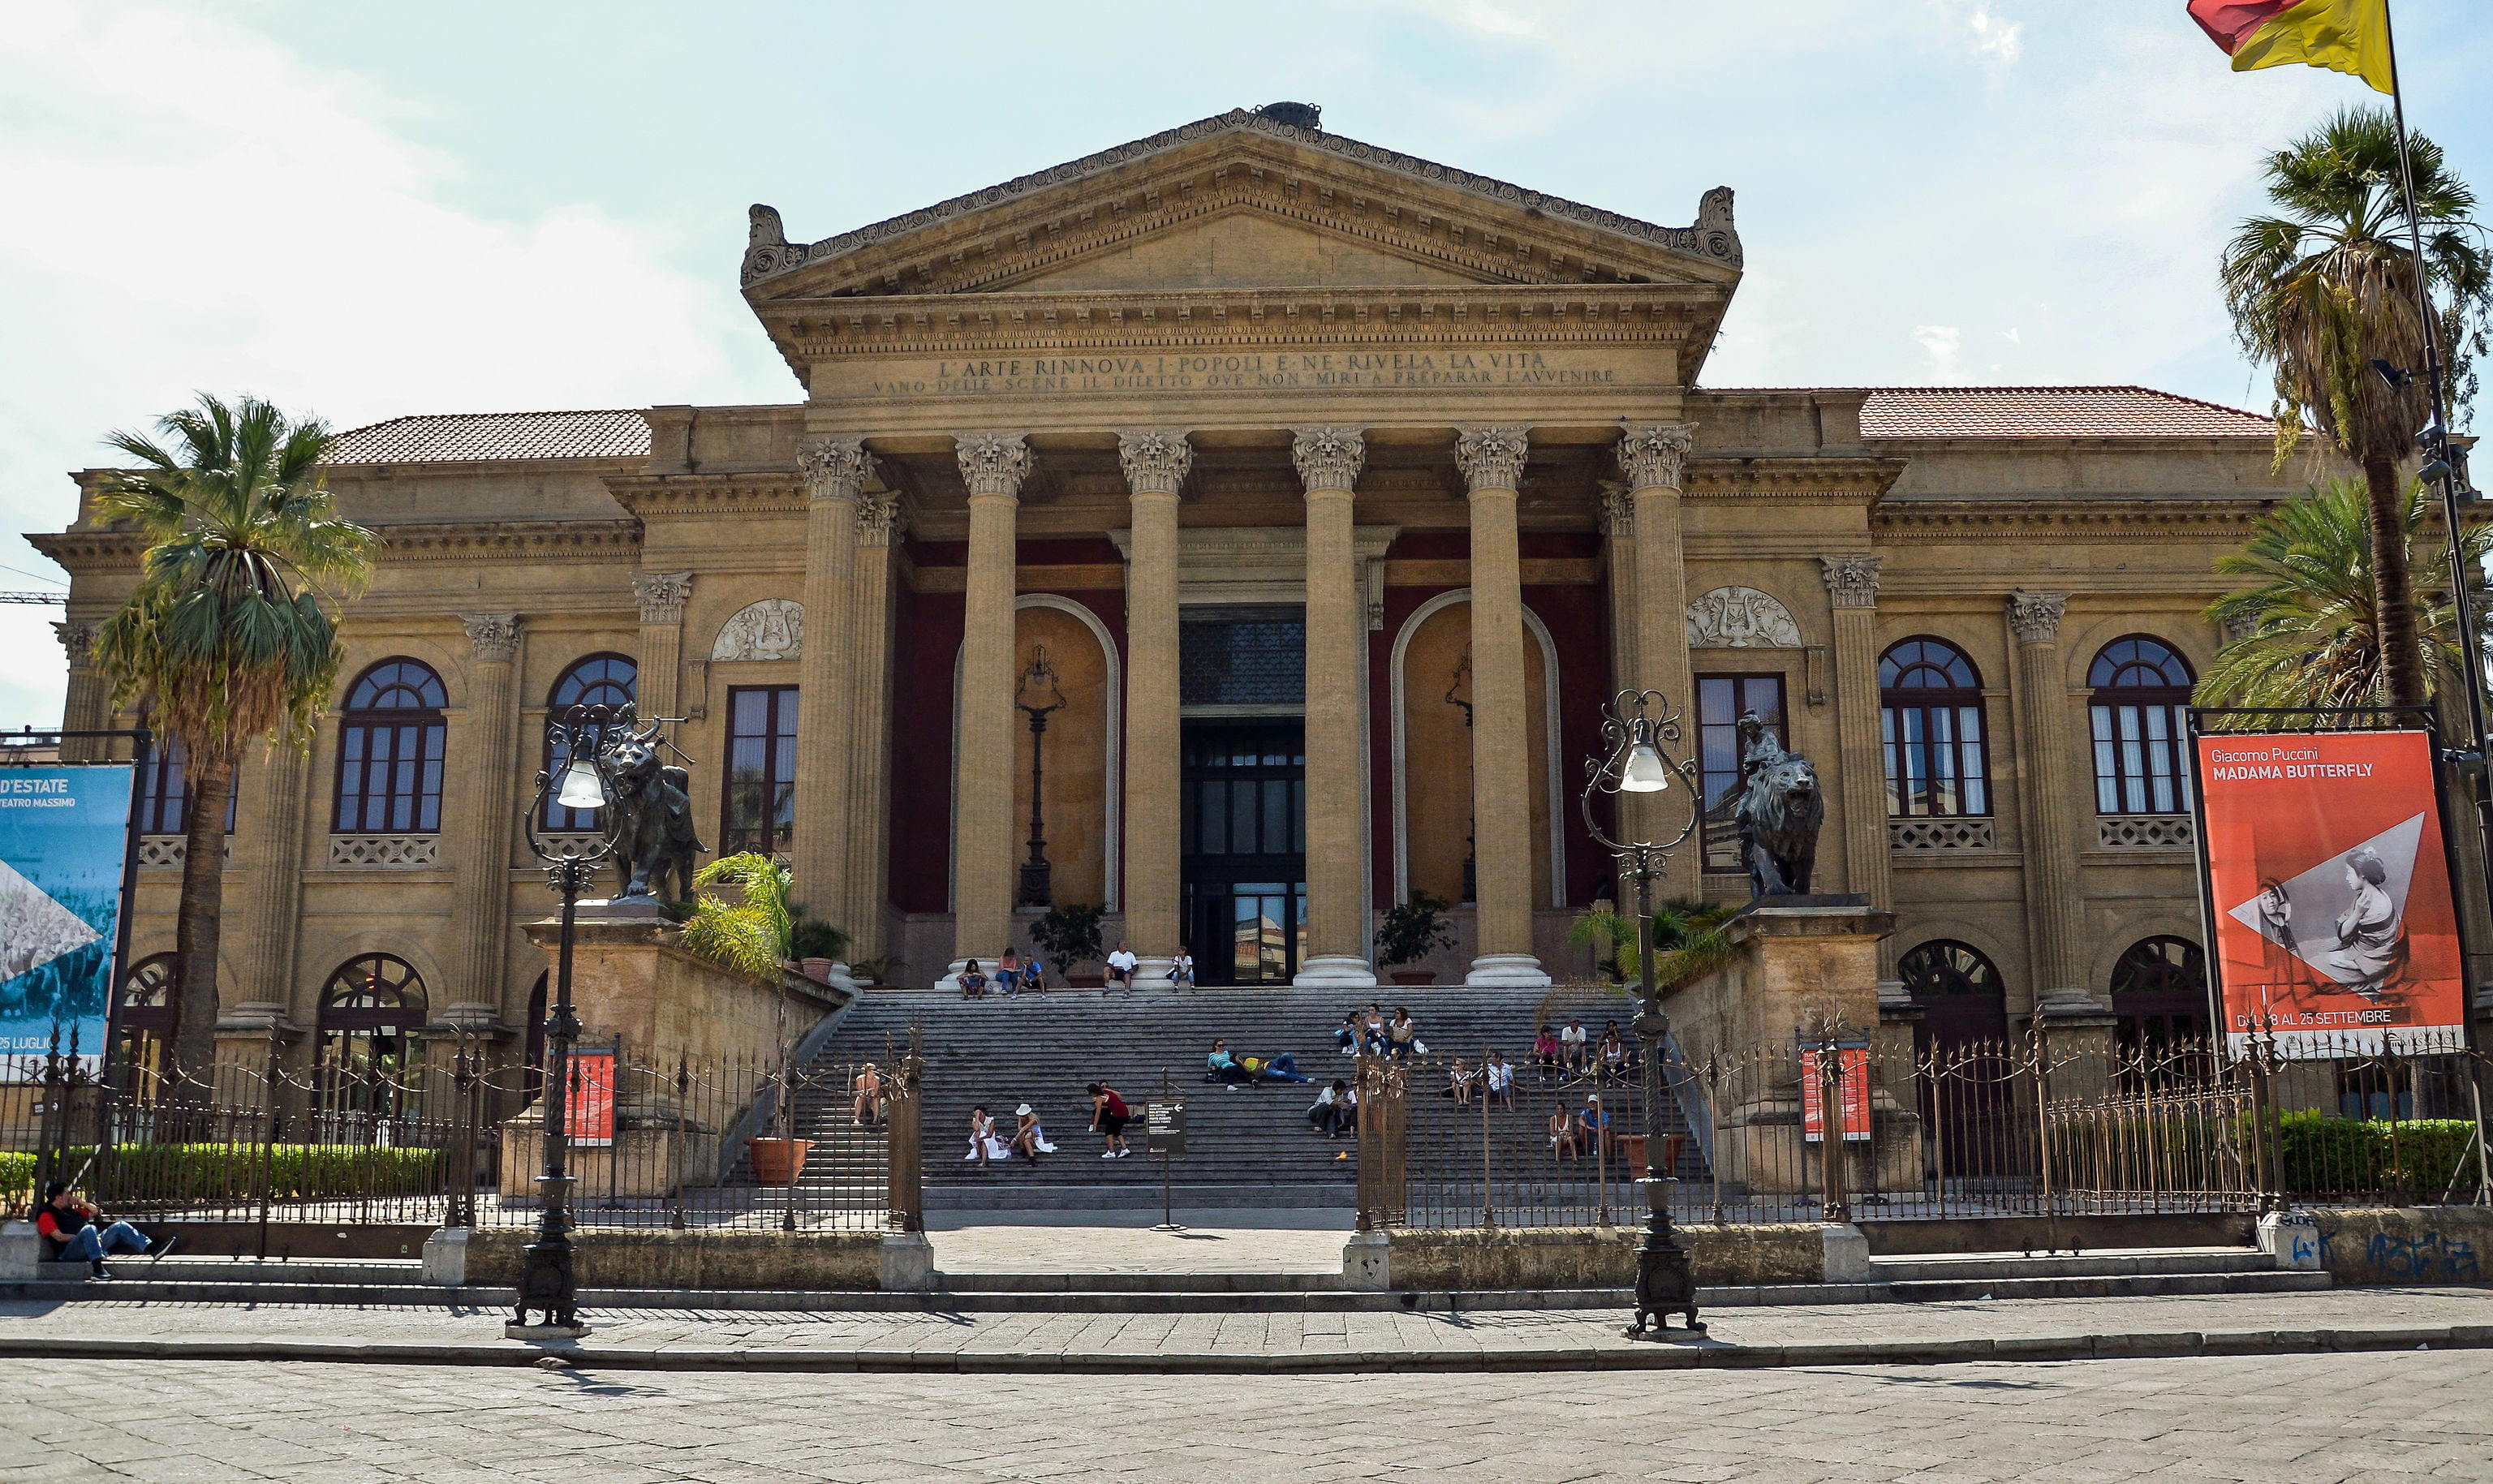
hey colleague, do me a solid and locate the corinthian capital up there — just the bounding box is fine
[855,493,906,548]
[795,436,875,501]
[1117,430,1195,497]
[462,613,523,664]
[1453,426,1531,493]
[632,570,694,626]
[1595,481,1634,537]
[2007,590,2069,645]
[954,432,1031,498]
[52,620,99,667]
[1819,555,1884,610]
[1617,424,1696,490]
[1290,427,1365,493]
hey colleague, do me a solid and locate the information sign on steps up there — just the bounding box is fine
[1145,1100,1186,1157]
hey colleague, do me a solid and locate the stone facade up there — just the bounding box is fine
[32,108,2403,1086]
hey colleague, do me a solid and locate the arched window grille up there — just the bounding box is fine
[334,660,448,832]
[1899,939,2005,1000]
[316,954,428,1117]
[2089,638,2196,815]
[2108,936,2209,1050]
[117,953,178,1099]
[542,654,638,830]
[1879,639,1990,817]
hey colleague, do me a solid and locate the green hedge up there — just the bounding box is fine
[2,1143,444,1211]
[2271,1112,2481,1198]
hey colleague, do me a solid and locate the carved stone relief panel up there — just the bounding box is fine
[711,600,804,662]
[1686,587,1804,649]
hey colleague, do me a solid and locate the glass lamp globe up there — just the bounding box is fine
[1619,742,1671,793]
[556,759,609,811]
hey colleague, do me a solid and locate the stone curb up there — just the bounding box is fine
[0,1324,2484,1374]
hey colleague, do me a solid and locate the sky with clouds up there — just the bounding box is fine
[2,0,2486,729]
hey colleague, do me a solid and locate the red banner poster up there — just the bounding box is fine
[1799,1045,1871,1142]
[2196,730,2466,1056]
[564,1049,616,1147]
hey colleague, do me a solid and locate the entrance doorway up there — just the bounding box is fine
[1181,720,1307,985]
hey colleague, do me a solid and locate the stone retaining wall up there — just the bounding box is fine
[2310,1207,2491,1287]
[465,1227,883,1291]
[1379,1223,1829,1291]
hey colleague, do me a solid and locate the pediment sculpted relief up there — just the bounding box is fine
[1687,587,1803,649]
[713,600,803,662]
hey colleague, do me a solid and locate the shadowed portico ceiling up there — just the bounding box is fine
[739,108,1742,304]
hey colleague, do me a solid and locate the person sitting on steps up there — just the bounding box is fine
[1307,1079,1354,1138]
[1386,1007,1420,1060]
[964,1105,1009,1167]
[35,1183,170,1279]
[851,1062,883,1126]
[1167,946,1195,989]
[1484,1050,1516,1109]
[1444,1056,1478,1105]
[1532,1025,1562,1083]
[995,949,1023,998]
[1010,1103,1056,1163]
[1548,1105,1582,1163]
[1104,941,1139,990]
[959,959,988,999]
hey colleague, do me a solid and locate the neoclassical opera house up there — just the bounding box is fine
[39,105,2321,1078]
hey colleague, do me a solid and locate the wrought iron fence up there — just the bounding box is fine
[2,1034,905,1233]
[1369,1021,2493,1230]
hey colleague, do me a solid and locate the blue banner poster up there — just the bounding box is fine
[0,765,135,1066]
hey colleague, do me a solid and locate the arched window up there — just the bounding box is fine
[317,954,427,1118]
[1879,639,1989,818]
[116,954,178,1099]
[136,737,236,837]
[2108,936,2208,1051]
[2090,638,2195,815]
[1899,938,2012,1056]
[542,654,638,830]
[334,660,448,833]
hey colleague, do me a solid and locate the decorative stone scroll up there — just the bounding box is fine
[954,432,1031,498]
[2007,591,2070,645]
[712,599,804,662]
[1596,481,1633,538]
[1117,430,1195,496]
[52,620,98,665]
[855,493,906,548]
[1290,427,1365,492]
[1686,587,1804,649]
[797,436,874,501]
[1617,424,1695,491]
[1819,555,1884,610]
[633,570,694,626]
[1453,427,1530,492]
[462,613,522,664]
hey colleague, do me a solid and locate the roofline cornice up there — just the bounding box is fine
[605,473,805,518]
[1871,499,2266,541]
[1682,456,1905,501]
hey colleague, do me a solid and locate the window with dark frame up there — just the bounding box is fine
[542,654,639,831]
[2089,637,2195,815]
[334,660,448,833]
[721,685,799,857]
[316,953,427,1118]
[137,735,237,836]
[1879,638,1991,818]
[1696,673,1787,872]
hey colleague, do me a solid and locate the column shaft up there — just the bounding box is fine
[1822,557,1890,909]
[1600,488,1638,696]
[631,571,692,722]
[950,435,1030,975]
[794,439,869,936]
[53,622,106,762]
[2009,591,2090,1009]
[231,741,308,1023]
[449,615,523,1023]
[1621,426,1700,903]
[1117,432,1191,976]
[1457,428,1547,986]
[844,497,903,959]
[1292,428,1376,987]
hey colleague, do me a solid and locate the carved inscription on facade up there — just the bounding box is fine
[869,350,1622,398]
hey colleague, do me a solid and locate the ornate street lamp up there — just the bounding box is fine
[506,702,630,1339]
[1444,653,1476,905]
[1014,645,1067,909]
[1581,687,1707,1339]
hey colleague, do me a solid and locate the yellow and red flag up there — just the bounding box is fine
[2188,0,2394,93]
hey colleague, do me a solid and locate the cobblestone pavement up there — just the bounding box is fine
[924,1210,1351,1275]
[6,1349,2491,1482]
[2,1288,2488,1363]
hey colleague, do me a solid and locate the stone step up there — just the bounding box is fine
[1884,1270,2332,1302]
[933,1271,1346,1293]
[1869,1247,2279,1283]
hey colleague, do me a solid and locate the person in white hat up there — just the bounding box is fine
[1011,1102,1057,1163]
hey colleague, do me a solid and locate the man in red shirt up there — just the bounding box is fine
[1084,1082,1132,1159]
[33,1183,169,1279]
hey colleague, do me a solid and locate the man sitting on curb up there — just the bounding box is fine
[34,1183,171,1280]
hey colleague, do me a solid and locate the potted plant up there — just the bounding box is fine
[1375,892,1456,985]
[1030,903,1106,987]
[788,913,850,984]
[845,954,906,991]
[679,852,795,980]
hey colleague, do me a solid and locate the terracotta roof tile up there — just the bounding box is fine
[325,410,649,465]
[1854,385,2276,440]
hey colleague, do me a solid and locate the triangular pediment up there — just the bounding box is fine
[742,109,1741,300]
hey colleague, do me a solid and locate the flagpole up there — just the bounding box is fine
[2383,0,2493,1197]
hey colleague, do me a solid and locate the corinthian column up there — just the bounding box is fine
[2007,591,2094,1014]
[949,433,1030,983]
[447,613,523,1027]
[1456,427,1549,987]
[1117,431,1192,983]
[1820,556,1889,908]
[631,570,692,721]
[1598,484,1637,694]
[1619,424,1699,901]
[843,489,905,960]
[1292,428,1376,987]
[52,621,105,762]
[794,437,872,945]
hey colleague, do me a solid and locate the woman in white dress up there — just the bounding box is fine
[964,1104,1011,1166]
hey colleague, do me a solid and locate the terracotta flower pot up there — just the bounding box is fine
[1388,970,1433,986]
[747,1137,813,1186]
[799,957,837,983]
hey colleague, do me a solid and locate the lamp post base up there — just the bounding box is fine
[1623,1178,1705,1340]
[504,1321,595,1340]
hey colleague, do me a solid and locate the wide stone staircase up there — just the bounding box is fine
[800,983,1690,1211]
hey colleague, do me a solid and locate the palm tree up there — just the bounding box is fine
[2198,477,2490,713]
[93,395,375,1095]
[2220,106,2491,708]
